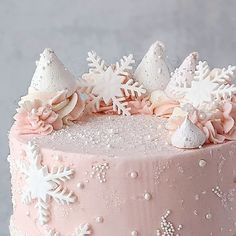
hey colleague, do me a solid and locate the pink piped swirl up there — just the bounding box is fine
[14,90,85,135]
[94,96,154,115]
[202,102,236,143]
[166,101,236,144]
[14,100,59,135]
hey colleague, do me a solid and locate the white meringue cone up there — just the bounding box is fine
[30,48,77,98]
[134,41,170,93]
[165,52,198,99]
[171,117,206,149]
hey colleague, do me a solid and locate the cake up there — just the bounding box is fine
[8,42,236,236]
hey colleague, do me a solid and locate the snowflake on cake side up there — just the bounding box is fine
[72,223,92,236]
[18,141,76,225]
[78,51,146,116]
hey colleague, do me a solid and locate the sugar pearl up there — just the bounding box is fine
[206,213,212,220]
[77,182,85,189]
[144,192,152,201]
[131,230,138,236]
[130,171,138,179]
[199,159,207,167]
[96,216,104,223]
[199,112,206,120]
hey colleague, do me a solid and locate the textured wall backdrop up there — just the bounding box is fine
[0,0,236,235]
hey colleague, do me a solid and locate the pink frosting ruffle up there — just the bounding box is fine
[14,90,85,135]
[202,102,236,143]
[14,100,59,135]
[166,101,236,145]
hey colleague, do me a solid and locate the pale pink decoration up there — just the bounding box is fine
[50,90,85,127]
[14,100,59,135]
[166,106,199,130]
[92,97,154,115]
[153,100,179,117]
[202,120,225,144]
[150,90,179,117]
[127,97,155,115]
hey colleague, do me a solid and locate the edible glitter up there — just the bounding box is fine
[31,115,184,157]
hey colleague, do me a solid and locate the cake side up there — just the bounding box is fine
[9,42,236,236]
[9,121,236,235]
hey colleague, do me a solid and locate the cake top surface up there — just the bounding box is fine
[13,42,236,151]
[13,115,186,157]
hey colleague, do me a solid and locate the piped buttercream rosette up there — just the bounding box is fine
[14,48,85,135]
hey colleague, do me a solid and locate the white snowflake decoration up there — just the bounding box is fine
[167,60,236,111]
[18,141,76,225]
[73,223,92,236]
[183,61,236,110]
[78,51,146,116]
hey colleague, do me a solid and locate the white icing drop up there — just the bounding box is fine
[134,41,170,93]
[171,118,206,149]
[30,48,77,97]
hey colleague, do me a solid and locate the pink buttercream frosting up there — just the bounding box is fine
[90,96,154,115]
[14,90,85,135]
[165,100,236,144]
[14,100,59,135]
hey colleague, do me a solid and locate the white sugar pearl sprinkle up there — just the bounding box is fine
[131,230,138,236]
[144,192,152,201]
[96,216,104,223]
[77,182,85,189]
[130,171,138,179]
[199,159,207,167]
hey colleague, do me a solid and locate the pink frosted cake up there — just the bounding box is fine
[9,42,236,236]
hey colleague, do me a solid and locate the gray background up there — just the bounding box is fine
[0,0,236,235]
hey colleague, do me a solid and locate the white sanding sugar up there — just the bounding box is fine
[32,115,182,157]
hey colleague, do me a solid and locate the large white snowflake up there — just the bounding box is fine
[18,141,76,225]
[73,223,92,236]
[184,61,236,110]
[168,61,236,111]
[78,51,146,116]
